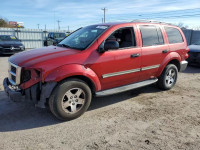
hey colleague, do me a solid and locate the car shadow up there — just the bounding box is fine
[183,66,200,74]
[0,85,161,132]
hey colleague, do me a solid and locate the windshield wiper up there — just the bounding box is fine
[57,44,71,48]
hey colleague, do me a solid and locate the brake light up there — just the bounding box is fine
[186,47,189,52]
[185,53,189,59]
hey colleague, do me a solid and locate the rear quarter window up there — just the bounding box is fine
[165,27,183,44]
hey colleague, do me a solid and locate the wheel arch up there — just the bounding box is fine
[59,75,97,95]
[157,52,181,77]
[44,64,101,93]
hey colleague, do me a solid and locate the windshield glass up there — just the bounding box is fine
[54,33,66,38]
[58,25,109,50]
[0,35,19,41]
[193,41,200,45]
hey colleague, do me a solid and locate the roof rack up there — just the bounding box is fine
[131,19,175,26]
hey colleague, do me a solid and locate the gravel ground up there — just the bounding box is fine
[0,56,200,150]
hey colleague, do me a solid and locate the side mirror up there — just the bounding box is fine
[104,41,119,51]
[98,41,119,53]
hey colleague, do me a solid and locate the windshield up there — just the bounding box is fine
[54,33,66,38]
[0,35,19,41]
[58,25,109,50]
[193,41,200,45]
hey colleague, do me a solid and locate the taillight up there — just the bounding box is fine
[186,47,189,53]
[185,53,189,59]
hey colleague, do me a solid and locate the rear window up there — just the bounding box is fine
[165,27,183,44]
[140,25,164,47]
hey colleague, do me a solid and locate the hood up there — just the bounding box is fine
[188,45,200,52]
[9,46,81,67]
[0,41,23,47]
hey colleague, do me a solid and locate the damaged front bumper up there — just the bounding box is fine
[3,78,57,108]
[3,78,22,102]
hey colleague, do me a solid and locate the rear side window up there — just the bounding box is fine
[140,25,164,47]
[165,27,183,44]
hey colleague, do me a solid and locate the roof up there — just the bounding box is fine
[93,20,176,27]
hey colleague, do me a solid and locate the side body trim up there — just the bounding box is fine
[102,64,160,78]
[141,64,160,71]
[102,68,140,78]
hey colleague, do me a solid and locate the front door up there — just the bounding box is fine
[89,26,142,90]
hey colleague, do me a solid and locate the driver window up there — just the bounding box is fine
[106,27,136,48]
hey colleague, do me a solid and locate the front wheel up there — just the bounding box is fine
[157,64,178,90]
[49,78,92,121]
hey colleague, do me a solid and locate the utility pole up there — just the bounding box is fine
[57,20,61,30]
[68,26,69,32]
[37,24,40,29]
[53,10,55,30]
[102,18,103,23]
[101,8,107,23]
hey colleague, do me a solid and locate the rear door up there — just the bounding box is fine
[138,25,169,80]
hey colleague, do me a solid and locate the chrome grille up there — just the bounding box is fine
[8,62,21,85]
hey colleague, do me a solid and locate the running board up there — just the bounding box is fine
[96,78,158,97]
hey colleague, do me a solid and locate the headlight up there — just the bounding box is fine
[21,69,41,83]
[19,45,25,50]
[21,70,31,83]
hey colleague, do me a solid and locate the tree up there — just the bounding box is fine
[176,22,188,29]
[0,18,8,27]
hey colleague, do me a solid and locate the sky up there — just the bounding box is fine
[0,0,200,31]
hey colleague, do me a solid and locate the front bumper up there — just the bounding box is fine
[0,50,24,55]
[3,77,57,108]
[3,78,23,102]
[180,60,188,72]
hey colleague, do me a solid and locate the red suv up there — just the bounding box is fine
[3,21,189,120]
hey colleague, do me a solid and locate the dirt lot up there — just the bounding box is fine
[0,56,200,150]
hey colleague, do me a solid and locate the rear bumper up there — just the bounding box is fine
[180,60,188,72]
[3,78,23,102]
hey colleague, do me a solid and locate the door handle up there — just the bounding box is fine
[162,50,168,53]
[130,53,140,58]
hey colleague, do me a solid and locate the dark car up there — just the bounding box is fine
[0,35,25,55]
[44,32,66,46]
[188,41,200,66]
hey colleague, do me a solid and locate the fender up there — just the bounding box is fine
[156,52,181,77]
[44,64,101,91]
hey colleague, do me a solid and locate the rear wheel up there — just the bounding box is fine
[157,64,178,90]
[49,78,92,121]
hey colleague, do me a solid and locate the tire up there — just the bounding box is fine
[157,64,178,90]
[49,78,92,121]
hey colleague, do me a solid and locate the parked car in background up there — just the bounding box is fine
[0,35,25,55]
[44,32,66,46]
[187,41,200,66]
[3,21,189,121]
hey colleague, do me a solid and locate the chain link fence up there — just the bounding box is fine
[0,28,67,49]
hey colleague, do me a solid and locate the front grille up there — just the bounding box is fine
[8,62,21,85]
[11,65,16,73]
[11,75,16,82]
